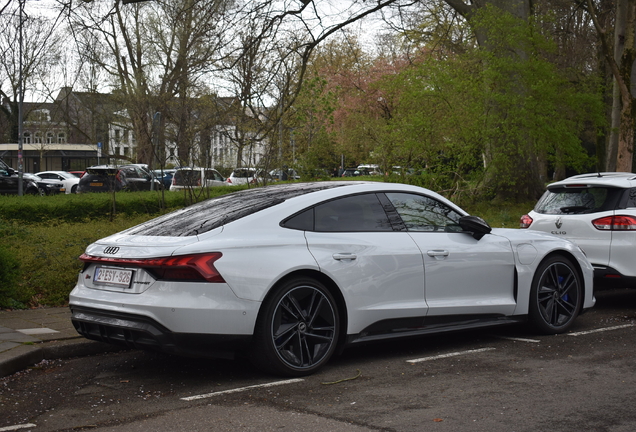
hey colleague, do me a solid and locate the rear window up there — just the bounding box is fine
[123,182,348,237]
[173,170,201,185]
[232,169,256,178]
[534,187,623,214]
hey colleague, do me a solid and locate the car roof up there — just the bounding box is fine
[121,181,460,237]
[547,172,636,189]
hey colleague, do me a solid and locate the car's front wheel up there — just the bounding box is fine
[529,255,582,334]
[251,277,340,377]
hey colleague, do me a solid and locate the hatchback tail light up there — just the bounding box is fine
[592,215,636,230]
[520,214,533,228]
[226,178,232,183]
[80,252,225,283]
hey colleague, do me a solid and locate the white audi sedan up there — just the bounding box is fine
[70,182,595,376]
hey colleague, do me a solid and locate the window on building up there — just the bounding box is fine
[23,132,31,144]
[46,132,54,144]
[34,132,42,144]
[57,132,66,144]
[114,129,121,142]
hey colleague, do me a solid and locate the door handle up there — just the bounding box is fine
[427,250,449,259]
[333,253,357,261]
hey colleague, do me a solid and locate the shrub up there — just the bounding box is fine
[0,244,20,309]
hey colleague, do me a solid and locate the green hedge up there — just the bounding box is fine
[0,187,242,223]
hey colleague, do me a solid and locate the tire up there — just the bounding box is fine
[529,255,582,334]
[71,185,78,194]
[250,277,340,377]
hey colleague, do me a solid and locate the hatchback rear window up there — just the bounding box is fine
[173,170,200,185]
[534,187,623,214]
[123,182,348,237]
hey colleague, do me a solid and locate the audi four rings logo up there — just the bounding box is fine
[103,246,120,255]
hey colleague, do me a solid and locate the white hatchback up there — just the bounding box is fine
[521,172,636,288]
[35,171,80,194]
[169,167,227,191]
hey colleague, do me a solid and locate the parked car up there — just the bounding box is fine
[169,167,226,191]
[341,167,370,177]
[152,169,177,190]
[36,171,80,194]
[226,167,270,185]
[23,173,65,195]
[521,172,636,289]
[77,164,162,193]
[0,158,39,195]
[70,181,594,377]
[269,168,300,180]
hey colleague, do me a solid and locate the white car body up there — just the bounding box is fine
[70,182,594,376]
[168,167,227,191]
[35,171,80,194]
[225,167,269,185]
[522,172,636,288]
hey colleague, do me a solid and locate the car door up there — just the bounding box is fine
[302,193,427,334]
[384,192,517,317]
[204,169,226,187]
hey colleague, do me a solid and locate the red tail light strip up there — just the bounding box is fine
[592,215,636,231]
[80,252,225,283]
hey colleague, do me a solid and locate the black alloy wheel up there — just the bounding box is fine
[529,255,582,334]
[251,277,339,376]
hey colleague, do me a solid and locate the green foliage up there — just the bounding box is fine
[355,5,605,201]
[0,187,239,223]
[0,240,20,309]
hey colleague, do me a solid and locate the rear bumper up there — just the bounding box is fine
[70,306,251,359]
[593,265,636,289]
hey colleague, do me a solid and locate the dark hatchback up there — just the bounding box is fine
[78,165,162,193]
[0,158,40,195]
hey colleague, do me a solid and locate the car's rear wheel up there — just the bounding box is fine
[251,277,339,377]
[529,255,582,334]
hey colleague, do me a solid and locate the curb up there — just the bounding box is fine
[0,338,126,378]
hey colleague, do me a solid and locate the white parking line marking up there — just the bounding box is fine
[406,347,496,364]
[492,336,541,343]
[180,378,304,401]
[0,424,37,431]
[567,324,634,336]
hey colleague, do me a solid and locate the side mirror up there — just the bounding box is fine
[459,215,492,240]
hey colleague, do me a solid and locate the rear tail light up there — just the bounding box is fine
[592,215,636,230]
[226,178,232,183]
[520,214,533,228]
[80,252,225,283]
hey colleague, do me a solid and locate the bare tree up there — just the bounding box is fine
[65,0,231,167]
[0,3,63,143]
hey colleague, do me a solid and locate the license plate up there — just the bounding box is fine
[90,182,103,187]
[94,267,133,288]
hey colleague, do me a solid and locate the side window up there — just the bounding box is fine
[385,192,463,232]
[626,188,636,208]
[282,208,313,231]
[314,194,392,232]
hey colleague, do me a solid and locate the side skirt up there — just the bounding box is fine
[346,314,527,345]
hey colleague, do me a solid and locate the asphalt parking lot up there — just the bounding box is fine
[1,288,635,432]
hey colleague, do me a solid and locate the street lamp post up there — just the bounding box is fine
[17,0,25,196]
